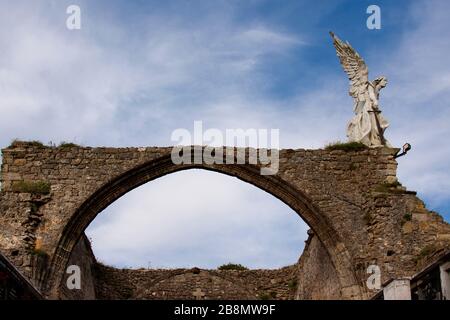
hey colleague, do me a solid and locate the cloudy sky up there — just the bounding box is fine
[0,0,449,269]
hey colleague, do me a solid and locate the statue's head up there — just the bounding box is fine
[374,76,388,88]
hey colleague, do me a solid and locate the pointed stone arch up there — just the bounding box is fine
[45,154,361,299]
[3,143,447,300]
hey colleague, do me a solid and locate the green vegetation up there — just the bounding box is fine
[218,263,248,271]
[8,139,80,149]
[58,142,80,148]
[373,181,403,193]
[325,141,368,152]
[9,139,47,148]
[11,180,51,195]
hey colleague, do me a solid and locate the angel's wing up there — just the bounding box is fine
[330,32,368,98]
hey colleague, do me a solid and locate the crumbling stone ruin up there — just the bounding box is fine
[1,141,449,299]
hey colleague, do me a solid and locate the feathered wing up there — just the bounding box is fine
[330,32,368,99]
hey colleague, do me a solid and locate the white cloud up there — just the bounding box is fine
[86,170,307,269]
[1,0,449,269]
[375,0,450,211]
[0,2,310,268]
[0,1,305,147]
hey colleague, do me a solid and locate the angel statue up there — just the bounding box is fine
[330,32,391,147]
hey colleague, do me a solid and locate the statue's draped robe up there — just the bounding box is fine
[347,84,390,147]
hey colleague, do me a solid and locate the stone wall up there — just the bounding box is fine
[51,233,298,300]
[59,234,96,300]
[93,264,298,300]
[1,141,450,299]
[296,230,341,299]
[0,192,50,289]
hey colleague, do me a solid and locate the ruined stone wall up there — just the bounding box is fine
[59,234,96,300]
[52,232,299,300]
[93,264,298,300]
[295,230,341,299]
[1,141,449,299]
[0,192,50,288]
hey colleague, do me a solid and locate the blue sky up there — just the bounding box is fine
[0,0,449,268]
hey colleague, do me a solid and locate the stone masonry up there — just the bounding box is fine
[0,141,449,299]
[295,230,341,299]
[94,264,298,300]
[60,234,298,300]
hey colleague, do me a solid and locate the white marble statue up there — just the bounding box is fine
[330,32,391,147]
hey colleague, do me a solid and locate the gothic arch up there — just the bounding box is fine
[44,154,362,299]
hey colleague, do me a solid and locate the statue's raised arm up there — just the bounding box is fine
[330,32,391,148]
